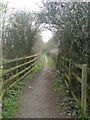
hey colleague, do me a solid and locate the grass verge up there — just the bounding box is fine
[46,54,56,69]
[2,80,26,118]
[2,54,45,118]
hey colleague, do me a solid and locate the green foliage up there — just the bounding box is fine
[54,79,65,93]
[0,2,7,13]
[53,74,83,118]
[46,54,56,69]
[44,39,57,53]
[2,10,40,59]
[32,55,45,73]
[38,2,90,65]
[2,80,26,118]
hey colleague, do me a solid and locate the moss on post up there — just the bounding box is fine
[81,64,87,117]
[68,59,72,96]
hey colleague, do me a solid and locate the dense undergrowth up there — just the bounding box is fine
[2,54,45,118]
[46,54,90,119]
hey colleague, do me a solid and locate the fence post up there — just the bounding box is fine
[68,59,72,96]
[60,57,62,75]
[16,60,19,78]
[0,59,3,119]
[25,58,27,72]
[81,64,87,117]
[63,57,65,80]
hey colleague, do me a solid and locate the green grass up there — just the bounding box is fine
[2,54,45,118]
[2,80,26,118]
[54,79,65,93]
[46,54,56,69]
[33,54,45,72]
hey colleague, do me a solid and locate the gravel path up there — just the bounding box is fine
[15,55,61,118]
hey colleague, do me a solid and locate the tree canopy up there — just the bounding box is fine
[2,5,42,59]
[38,2,90,66]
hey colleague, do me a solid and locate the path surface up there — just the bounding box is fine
[15,55,60,118]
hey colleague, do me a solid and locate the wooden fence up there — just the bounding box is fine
[0,53,40,101]
[60,56,90,117]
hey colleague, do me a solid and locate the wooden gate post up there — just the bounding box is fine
[68,59,72,96]
[59,56,61,74]
[60,57,62,75]
[81,64,87,117]
[63,57,65,80]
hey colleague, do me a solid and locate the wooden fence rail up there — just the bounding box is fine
[0,53,40,101]
[60,56,89,117]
